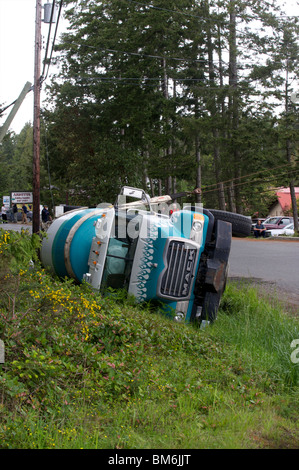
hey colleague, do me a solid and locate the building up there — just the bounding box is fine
[268,187,299,217]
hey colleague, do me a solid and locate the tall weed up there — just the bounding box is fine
[0,230,298,448]
[213,283,299,388]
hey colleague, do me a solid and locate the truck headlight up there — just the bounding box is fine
[190,213,204,243]
[174,312,185,322]
[193,221,202,232]
[174,301,189,322]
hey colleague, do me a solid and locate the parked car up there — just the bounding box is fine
[263,216,293,230]
[6,208,33,222]
[266,222,295,237]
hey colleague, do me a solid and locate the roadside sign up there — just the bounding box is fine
[3,196,10,207]
[11,192,33,204]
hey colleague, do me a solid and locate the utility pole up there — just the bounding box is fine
[33,0,42,234]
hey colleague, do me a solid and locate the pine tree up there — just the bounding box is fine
[0,131,15,194]
[43,0,298,214]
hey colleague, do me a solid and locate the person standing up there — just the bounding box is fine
[12,203,18,223]
[1,205,8,223]
[41,205,52,230]
[22,204,28,224]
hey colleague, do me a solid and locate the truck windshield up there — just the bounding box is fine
[101,212,139,291]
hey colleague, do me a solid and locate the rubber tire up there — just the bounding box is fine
[208,209,251,238]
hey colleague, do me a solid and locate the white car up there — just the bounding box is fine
[267,223,294,237]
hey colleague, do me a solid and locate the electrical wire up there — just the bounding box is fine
[125,0,226,22]
[63,41,297,84]
[201,168,299,197]
[124,0,298,22]
[41,0,63,83]
[0,86,34,117]
[0,100,17,116]
[63,74,295,96]
[41,0,56,79]
[68,41,228,66]
[201,161,299,192]
[42,0,298,83]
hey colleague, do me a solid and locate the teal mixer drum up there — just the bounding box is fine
[40,208,105,282]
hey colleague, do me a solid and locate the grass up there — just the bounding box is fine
[0,228,298,449]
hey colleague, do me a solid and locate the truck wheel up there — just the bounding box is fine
[208,209,251,238]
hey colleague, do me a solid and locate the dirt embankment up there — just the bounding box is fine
[229,276,299,316]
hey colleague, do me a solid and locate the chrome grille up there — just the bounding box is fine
[160,241,197,298]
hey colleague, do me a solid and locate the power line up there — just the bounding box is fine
[68,41,228,66]
[41,0,63,83]
[201,161,299,192]
[125,0,222,22]
[55,0,299,79]
[65,40,297,74]
[201,167,299,196]
[0,99,17,116]
[41,0,57,78]
[0,87,33,117]
[63,74,295,95]
[124,0,298,22]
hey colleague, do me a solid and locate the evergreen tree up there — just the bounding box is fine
[42,0,298,214]
[9,123,34,191]
[0,131,15,194]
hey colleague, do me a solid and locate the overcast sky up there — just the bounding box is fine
[0,0,65,134]
[0,0,298,134]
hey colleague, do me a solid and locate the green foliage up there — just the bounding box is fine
[0,132,15,194]
[0,228,41,270]
[213,283,299,388]
[39,0,299,210]
[9,124,34,191]
[0,122,51,202]
[1,1,298,212]
[0,231,298,448]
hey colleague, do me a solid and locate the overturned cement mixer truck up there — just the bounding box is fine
[40,186,251,325]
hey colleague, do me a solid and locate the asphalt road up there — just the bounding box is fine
[229,237,299,294]
[0,221,32,232]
